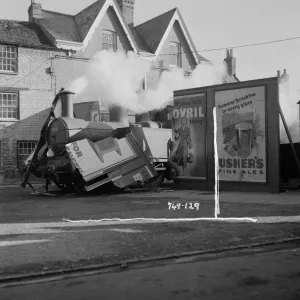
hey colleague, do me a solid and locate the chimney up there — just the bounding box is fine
[277,70,281,79]
[117,0,135,27]
[28,1,42,22]
[280,69,290,83]
[224,48,236,77]
[279,69,290,96]
[60,90,75,118]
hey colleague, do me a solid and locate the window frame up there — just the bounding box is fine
[0,44,18,74]
[0,91,19,121]
[169,42,182,68]
[102,30,117,52]
[17,141,37,169]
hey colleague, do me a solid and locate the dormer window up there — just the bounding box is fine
[169,42,182,68]
[102,30,117,51]
[0,45,18,73]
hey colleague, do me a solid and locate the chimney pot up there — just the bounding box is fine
[277,70,281,78]
[280,69,289,83]
[60,90,75,118]
[224,49,236,77]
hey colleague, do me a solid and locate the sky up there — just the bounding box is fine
[1,0,300,111]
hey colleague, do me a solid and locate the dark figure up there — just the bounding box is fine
[171,117,193,176]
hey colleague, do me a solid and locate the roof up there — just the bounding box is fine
[135,8,210,64]
[0,20,54,48]
[74,0,107,41]
[31,0,138,52]
[135,8,176,54]
[0,0,211,63]
[130,27,152,53]
[37,10,81,42]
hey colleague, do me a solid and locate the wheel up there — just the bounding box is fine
[142,171,166,188]
[54,181,77,193]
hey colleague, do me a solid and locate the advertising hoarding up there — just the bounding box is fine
[215,86,266,182]
[170,93,207,179]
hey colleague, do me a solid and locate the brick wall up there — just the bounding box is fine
[53,56,88,93]
[0,47,63,184]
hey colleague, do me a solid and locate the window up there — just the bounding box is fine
[102,31,117,51]
[17,141,37,169]
[0,92,19,120]
[0,45,18,73]
[169,42,182,67]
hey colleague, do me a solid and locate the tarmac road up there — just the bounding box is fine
[0,186,300,281]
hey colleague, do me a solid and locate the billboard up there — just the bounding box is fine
[170,93,207,179]
[215,86,266,182]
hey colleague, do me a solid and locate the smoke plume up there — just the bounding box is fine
[279,72,300,144]
[68,50,225,114]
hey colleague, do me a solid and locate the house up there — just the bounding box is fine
[0,0,238,184]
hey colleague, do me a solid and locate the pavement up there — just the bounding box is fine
[0,184,299,299]
[1,242,300,300]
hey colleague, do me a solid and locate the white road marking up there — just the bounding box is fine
[62,217,258,223]
[0,240,51,247]
[0,216,299,237]
[108,229,146,233]
[256,216,300,223]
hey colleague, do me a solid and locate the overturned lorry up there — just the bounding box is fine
[20,90,174,193]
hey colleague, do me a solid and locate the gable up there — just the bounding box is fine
[84,7,134,57]
[81,0,138,52]
[32,0,138,52]
[158,20,197,69]
[134,8,210,64]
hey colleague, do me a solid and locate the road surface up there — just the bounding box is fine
[0,186,299,280]
[1,242,300,300]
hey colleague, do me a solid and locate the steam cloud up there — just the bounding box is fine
[68,50,225,114]
[279,74,300,144]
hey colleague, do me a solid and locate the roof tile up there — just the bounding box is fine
[135,8,176,53]
[38,10,81,42]
[74,0,107,41]
[0,20,54,48]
